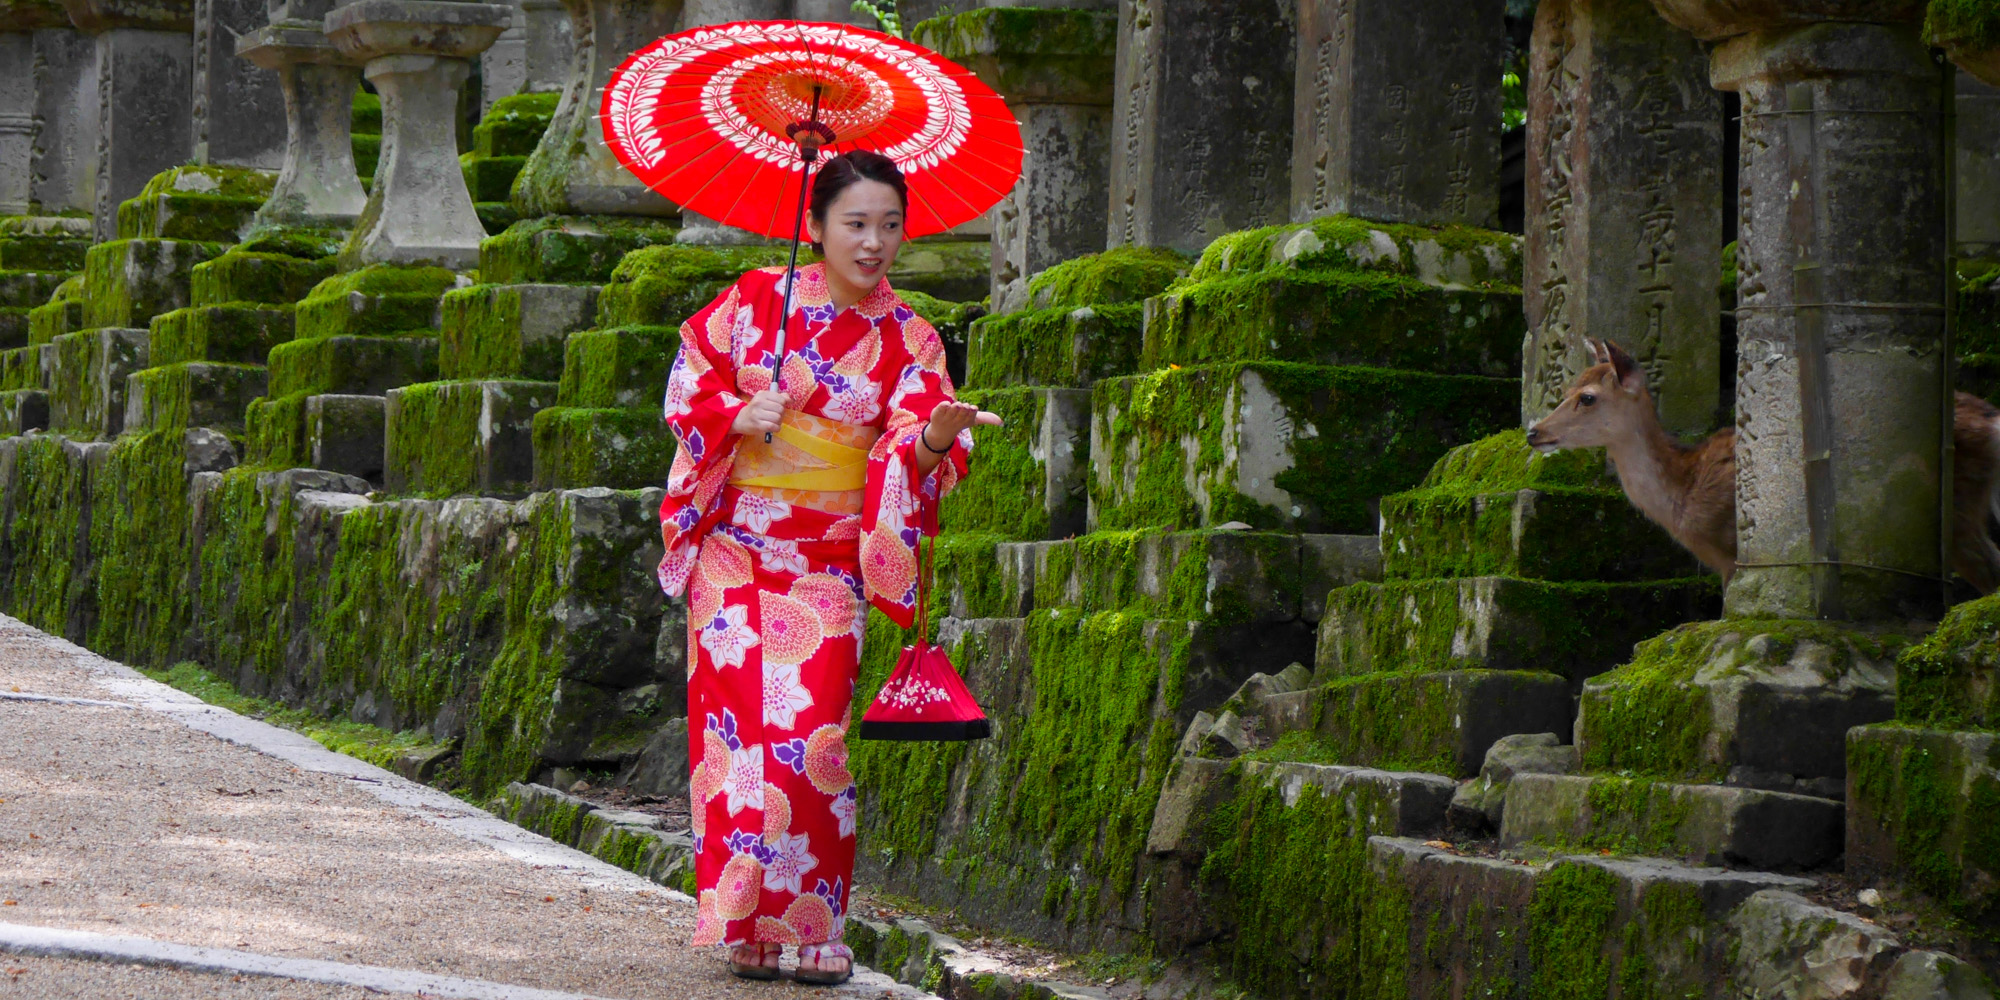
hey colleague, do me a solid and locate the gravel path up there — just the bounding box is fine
[0,954,423,999]
[0,615,927,1000]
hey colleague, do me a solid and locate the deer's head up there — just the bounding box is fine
[1525,339,1654,454]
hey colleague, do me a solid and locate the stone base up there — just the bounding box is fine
[940,386,1090,540]
[440,283,599,381]
[123,362,267,434]
[1088,362,1519,534]
[0,345,50,393]
[82,240,225,331]
[1847,724,2000,928]
[0,308,25,351]
[49,328,149,439]
[1250,670,1573,779]
[0,216,92,271]
[266,335,440,398]
[1500,773,1844,872]
[529,406,672,492]
[148,304,296,366]
[477,216,679,285]
[306,394,387,485]
[1316,576,1721,685]
[191,250,337,307]
[555,325,674,409]
[1577,620,1908,786]
[1380,486,1701,583]
[384,379,557,496]
[292,265,458,340]
[115,166,275,243]
[0,271,73,311]
[28,293,82,346]
[965,303,1142,389]
[0,390,49,435]
[594,245,790,329]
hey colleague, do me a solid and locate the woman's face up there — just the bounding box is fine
[808,177,905,306]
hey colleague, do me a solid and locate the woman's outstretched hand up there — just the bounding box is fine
[731,389,788,437]
[916,401,1002,473]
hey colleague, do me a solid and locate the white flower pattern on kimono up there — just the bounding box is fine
[830,786,857,838]
[757,538,809,577]
[731,493,792,534]
[664,354,701,418]
[762,659,814,730]
[760,831,818,895]
[700,604,759,669]
[729,305,759,367]
[823,381,881,424]
[723,743,764,816]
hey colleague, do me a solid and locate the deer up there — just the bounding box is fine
[1524,338,2000,594]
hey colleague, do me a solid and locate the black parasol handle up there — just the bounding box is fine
[766,84,824,444]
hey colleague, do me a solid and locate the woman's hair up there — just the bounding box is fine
[808,150,907,252]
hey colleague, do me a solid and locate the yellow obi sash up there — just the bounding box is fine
[729,411,880,515]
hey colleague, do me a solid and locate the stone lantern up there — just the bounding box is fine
[324,0,515,268]
[237,0,370,229]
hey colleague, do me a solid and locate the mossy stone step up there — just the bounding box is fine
[122,362,267,434]
[594,244,791,328]
[1011,246,1191,313]
[1846,725,2000,929]
[1317,576,1721,687]
[1576,619,1908,789]
[148,304,295,366]
[0,270,72,309]
[305,394,386,484]
[1147,757,1457,862]
[939,529,1378,625]
[1246,669,1572,779]
[475,202,520,238]
[384,379,559,496]
[940,385,1089,541]
[0,233,89,271]
[440,283,599,381]
[1180,215,1523,289]
[27,280,82,345]
[1894,591,2000,729]
[478,216,679,286]
[556,325,675,408]
[114,165,274,242]
[964,302,1142,389]
[266,334,438,397]
[461,155,528,203]
[190,251,337,307]
[293,264,459,340]
[48,328,148,439]
[530,406,672,491]
[82,239,225,331]
[884,239,988,303]
[0,345,50,392]
[0,307,25,350]
[0,389,48,435]
[1499,773,1844,871]
[475,114,554,159]
[1088,362,1517,535]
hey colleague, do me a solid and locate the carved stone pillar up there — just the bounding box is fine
[1520,0,1724,438]
[28,23,95,215]
[1106,0,1295,254]
[1290,0,1504,228]
[482,0,572,105]
[193,0,287,167]
[1959,70,2000,260]
[237,0,368,228]
[325,0,513,267]
[0,30,38,216]
[62,0,197,241]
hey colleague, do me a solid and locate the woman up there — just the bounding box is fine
[656,150,1000,985]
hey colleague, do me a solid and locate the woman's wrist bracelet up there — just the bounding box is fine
[919,423,953,455]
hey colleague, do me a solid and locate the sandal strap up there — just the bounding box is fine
[798,942,853,963]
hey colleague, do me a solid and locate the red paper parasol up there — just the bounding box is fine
[598,20,1023,240]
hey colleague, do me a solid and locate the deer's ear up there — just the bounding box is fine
[1605,340,1645,391]
[1585,338,1609,365]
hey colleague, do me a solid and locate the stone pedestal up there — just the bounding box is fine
[916,7,1115,313]
[1710,22,1946,620]
[237,19,368,229]
[0,32,34,216]
[63,0,199,242]
[1107,0,1295,254]
[511,0,684,218]
[483,0,572,105]
[1290,0,1504,228]
[29,26,95,215]
[1959,70,2000,260]
[1519,0,1724,438]
[193,0,287,168]
[325,0,514,268]
[668,1,786,246]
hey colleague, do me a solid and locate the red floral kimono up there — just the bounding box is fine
[656,263,967,950]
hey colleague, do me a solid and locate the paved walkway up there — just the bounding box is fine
[0,615,934,1000]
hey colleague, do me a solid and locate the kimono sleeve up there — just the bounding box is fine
[857,309,972,626]
[657,277,757,597]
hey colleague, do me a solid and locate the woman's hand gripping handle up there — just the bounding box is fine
[731,389,789,439]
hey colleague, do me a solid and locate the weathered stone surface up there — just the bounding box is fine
[1962,71,2000,260]
[610,716,686,799]
[1726,889,1998,1000]
[478,215,677,284]
[0,389,50,435]
[122,360,266,432]
[0,34,36,217]
[1088,363,1519,535]
[1106,0,1294,254]
[292,263,456,339]
[440,282,597,381]
[147,303,295,366]
[80,26,197,241]
[190,249,335,307]
[939,385,1088,540]
[305,392,386,483]
[1882,949,1997,1000]
[1290,0,1503,228]
[1646,0,1923,41]
[235,23,369,229]
[1501,772,1845,870]
[1449,730,1576,832]
[1848,724,2000,930]
[1712,23,1948,620]
[529,405,671,490]
[265,333,439,397]
[26,28,95,217]
[82,238,222,330]
[0,217,91,271]
[1252,669,1574,778]
[191,0,286,168]
[1579,619,1908,788]
[115,164,272,242]
[1897,587,2000,731]
[48,326,148,438]
[326,0,514,268]
[1317,576,1720,685]
[384,378,557,495]
[1521,0,1724,438]
[481,0,570,105]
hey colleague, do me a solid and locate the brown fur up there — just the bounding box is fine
[1525,339,2000,592]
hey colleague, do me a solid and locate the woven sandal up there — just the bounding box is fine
[794,942,853,986]
[729,942,782,980]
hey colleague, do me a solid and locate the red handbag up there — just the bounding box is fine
[856,495,991,742]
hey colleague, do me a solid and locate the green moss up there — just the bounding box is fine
[936,386,1059,539]
[965,303,1143,389]
[0,345,41,393]
[1527,862,1621,1000]
[351,90,381,132]
[140,661,448,771]
[1897,592,2000,730]
[913,7,1120,94]
[594,245,790,328]
[472,92,559,158]
[243,392,311,469]
[2,434,92,640]
[82,238,225,330]
[0,233,89,272]
[148,303,295,366]
[1181,215,1523,287]
[1023,246,1190,311]
[264,332,439,398]
[26,277,82,346]
[461,155,529,203]
[233,228,346,261]
[478,216,680,285]
[1091,362,1519,534]
[529,406,674,490]
[294,264,458,340]
[1849,725,2000,928]
[1929,0,2000,48]
[557,325,676,408]
[191,251,336,308]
